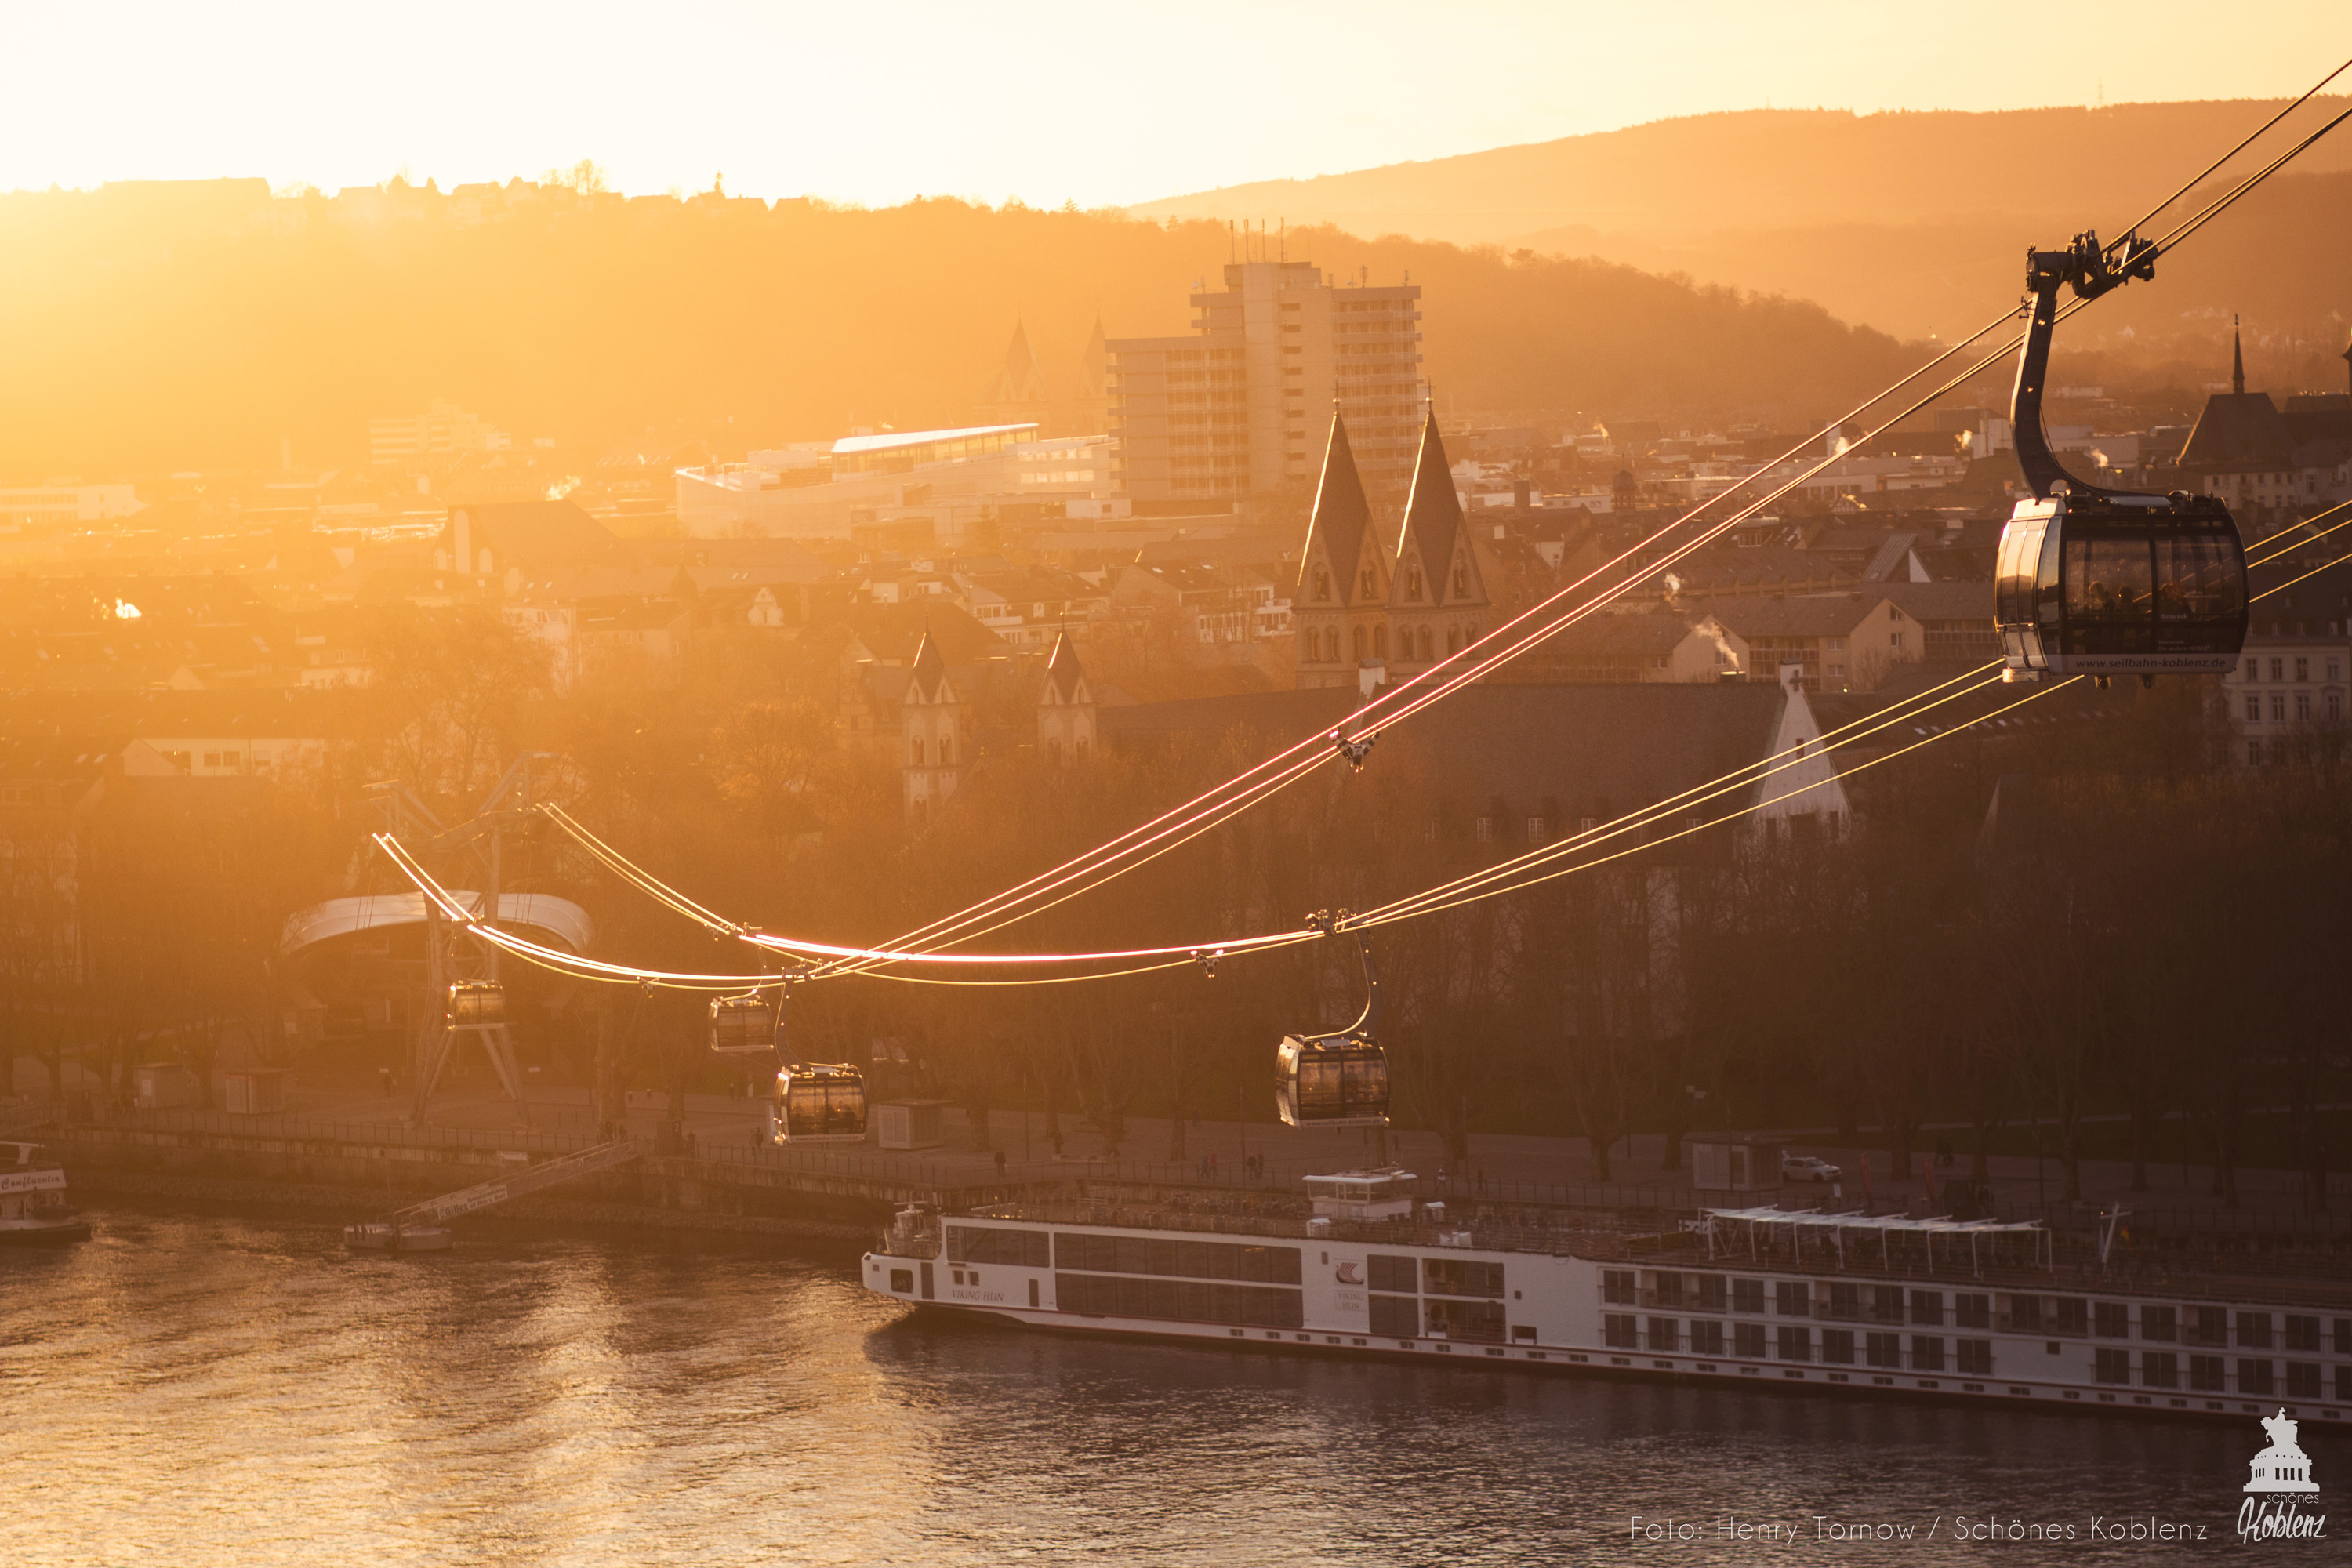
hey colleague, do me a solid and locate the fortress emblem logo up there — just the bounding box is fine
[2239,1410,2325,1544]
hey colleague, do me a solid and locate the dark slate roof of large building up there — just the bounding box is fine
[1685,593,1888,639]
[1298,411,1376,604]
[1544,611,1725,663]
[450,500,619,567]
[819,601,1009,664]
[1876,580,1996,623]
[1099,681,1793,819]
[2177,392,2294,468]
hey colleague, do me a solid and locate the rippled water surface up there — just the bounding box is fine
[0,1201,2327,1565]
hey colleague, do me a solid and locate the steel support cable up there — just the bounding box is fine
[539,794,1327,966]
[375,830,1308,990]
[1346,666,2011,930]
[1352,536,2352,931]
[804,324,2033,982]
[539,802,755,937]
[409,524,2352,994]
[2107,56,2352,245]
[535,510,2352,991]
[793,659,1998,972]
[808,335,2038,978]
[555,268,2223,980]
[1353,675,2085,929]
[2250,550,2352,601]
[839,54,2342,969]
[2134,126,2352,276]
[571,655,1998,976]
[2246,498,2352,568]
[530,80,2352,980]
[1358,95,2352,748]
[373,834,775,987]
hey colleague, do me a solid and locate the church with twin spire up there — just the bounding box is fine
[1290,405,1490,691]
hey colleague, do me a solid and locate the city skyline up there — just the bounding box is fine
[1,2,2343,209]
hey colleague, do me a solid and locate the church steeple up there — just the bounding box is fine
[1387,406,1489,678]
[2233,314,2246,397]
[1037,630,1095,761]
[1291,407,1396,690]
[1298,406,1374,606]
[911,624,949,696]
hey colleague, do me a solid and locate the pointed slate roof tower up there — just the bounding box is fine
[1297,408,1379,608]
[1076,314,1108,402]
[1385,407,1490,677]
[1290,407,1394,690]
[1044,627,1086,701]
[1394,406,1468,602]
[910,623,952,699]
[1038,628,1096,759]
[983,319,1051,407]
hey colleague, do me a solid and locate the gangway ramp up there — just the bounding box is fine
[345,1138,642,1250]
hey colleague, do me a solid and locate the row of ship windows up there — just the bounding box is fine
[1603,1316,2352,1396]
[2088,1349,2347,1398]
[1604,1316,1995,1373]
[1606,1271,2349,1347]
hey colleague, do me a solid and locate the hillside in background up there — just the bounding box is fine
[0,185,1923,477]
[1129,100,2352,346]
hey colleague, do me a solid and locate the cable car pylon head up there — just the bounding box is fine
[1994,227,2247,683]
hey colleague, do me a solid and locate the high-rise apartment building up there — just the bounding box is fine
[1108,260,1422,505]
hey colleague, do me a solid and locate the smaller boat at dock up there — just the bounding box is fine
[1,1141,92,1246]
[342,1221,454,1253]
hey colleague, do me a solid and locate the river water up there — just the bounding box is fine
[0,1200,2325,1566]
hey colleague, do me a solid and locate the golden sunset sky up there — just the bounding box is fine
[2,2,2343,205]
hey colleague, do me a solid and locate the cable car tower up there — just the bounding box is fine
[1994,230,2249,684]
[1276,913,1391,1131]
[367,755,555,1127]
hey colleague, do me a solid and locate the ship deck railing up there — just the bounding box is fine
[942,1191,2352,1310]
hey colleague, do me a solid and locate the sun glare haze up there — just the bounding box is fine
[5,5,2351,1566]
[0,2,2342,203]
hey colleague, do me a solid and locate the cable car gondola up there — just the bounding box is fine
[445,979,507,1029]
[774,1062,869,1142]
[708,993,778,1054]
[1276,917,1389,1130]
[1994,230,2248,682]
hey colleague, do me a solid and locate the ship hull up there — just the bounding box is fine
[0,1218,91,1246]
[861,1213,2352,1429]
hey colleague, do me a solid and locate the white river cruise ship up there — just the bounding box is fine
[863,1167,2352,1426]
